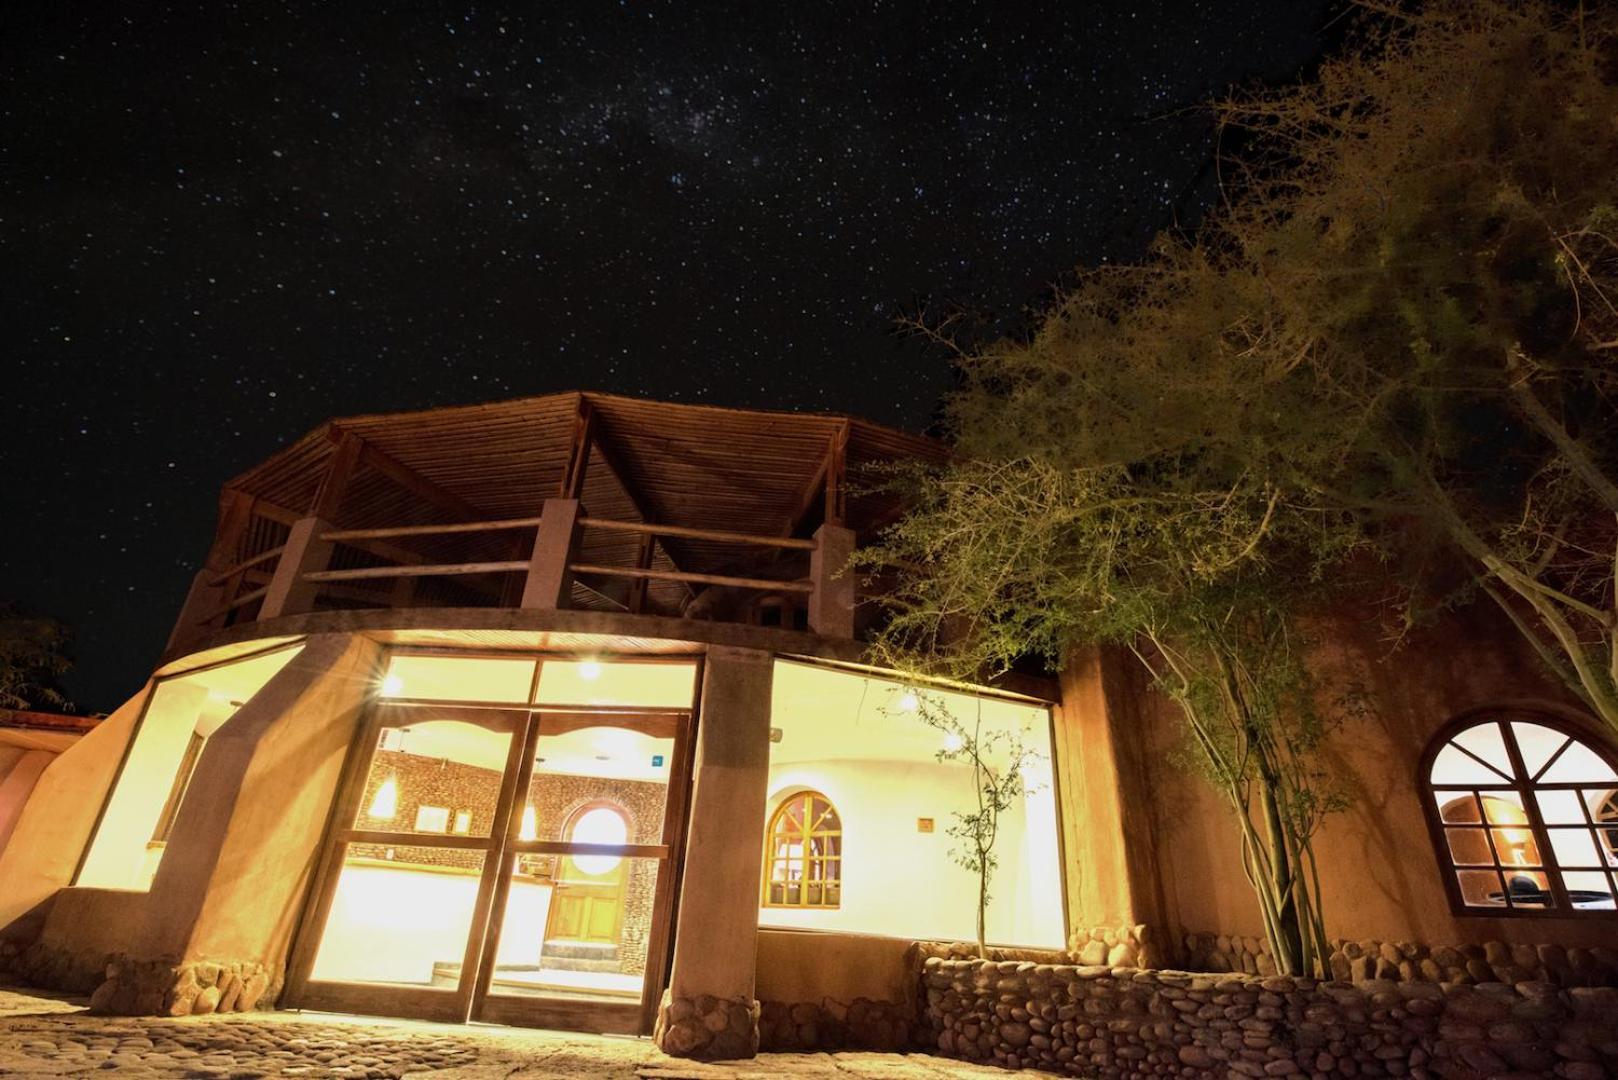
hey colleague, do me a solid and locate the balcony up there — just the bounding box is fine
[165,392,944,655]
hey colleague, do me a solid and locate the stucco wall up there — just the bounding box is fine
[755,927,914,1002]
[0,683,153,938]
[0,749,56,857]
[1126,600,1618,953]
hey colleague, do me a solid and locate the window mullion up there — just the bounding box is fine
[1500,718,1571,911]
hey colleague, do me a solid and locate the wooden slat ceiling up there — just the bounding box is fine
[223,392,944,584]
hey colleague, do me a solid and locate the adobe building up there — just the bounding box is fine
[0,392,1614,1068]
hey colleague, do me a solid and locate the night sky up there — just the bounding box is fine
[3,2,1331,710]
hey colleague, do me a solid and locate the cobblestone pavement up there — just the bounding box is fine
[0,987,1009,1079]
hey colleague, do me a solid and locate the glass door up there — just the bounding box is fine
[284,699,693,1034]
[472,709,690,1033]
[285,704,526,1022]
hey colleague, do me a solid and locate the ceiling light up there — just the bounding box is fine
[942,732,964,753]
[578,660,602,681]
[898,691,920,713]
[381,673,405,696]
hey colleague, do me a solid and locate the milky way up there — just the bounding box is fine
[2,1,1331,707]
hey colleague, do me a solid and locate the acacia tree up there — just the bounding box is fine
[0,602,73,711]
[894,690,1043,959]
[1207,1,1618,734]
[862,247,1357,975]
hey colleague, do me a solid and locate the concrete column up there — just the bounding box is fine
[257,517,334,620]
[656,646,773,1060]
[520,498,580,609]
[808,523,855,638]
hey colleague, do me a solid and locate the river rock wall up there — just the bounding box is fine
[920,956,1618,1078]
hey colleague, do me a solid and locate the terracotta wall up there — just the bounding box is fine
[1117,600,1618,953]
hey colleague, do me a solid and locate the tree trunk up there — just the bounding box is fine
[977,848,990,959]
[1256,762,1304,975]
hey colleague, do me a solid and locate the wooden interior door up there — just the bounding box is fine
[544,812,630,946]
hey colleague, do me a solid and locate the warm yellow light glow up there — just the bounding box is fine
[535,660,696,707]
[570,806,628,874]
[519,805,538,841]
[369,776,399,820]
[898,690,920,713]
[942,731,964,753]
[381,673,405,696]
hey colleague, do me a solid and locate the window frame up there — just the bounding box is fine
[149,731,208,846]
[761,789,843,910]
[412,804,452,833]
[1419,708,1618,919]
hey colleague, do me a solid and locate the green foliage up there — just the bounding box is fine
[1202,1,1618,733]
[888,689,1044,959]
[866,0,1618,975]
[0,602,74,712]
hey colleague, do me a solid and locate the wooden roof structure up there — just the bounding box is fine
[210,392,945,620]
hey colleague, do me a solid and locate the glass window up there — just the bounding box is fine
[77,644,304,891]
[761,660,1063,947]
[309,844,486,986]
[379,654,535,703]
[353,715,512,838]
[763,791,842,908]
[1426,716,1618,914]
[534,660,696,708]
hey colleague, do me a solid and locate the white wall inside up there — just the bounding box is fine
[762,660,1063,949]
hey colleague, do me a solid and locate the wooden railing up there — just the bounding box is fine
[172,499,855,645]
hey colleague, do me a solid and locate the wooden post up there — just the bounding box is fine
[627,531,655,614]
[388,575,419,610]
[166,489,256,648]
[520,498,580,609]
[808,522,855,638]
[258,517,335,619]
[165,570,226,651]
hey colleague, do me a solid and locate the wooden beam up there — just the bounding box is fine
[782,422,849,537]
[571,562,812,593]
[241,495,507,601]
[587,424,693,594]
[304,561,529,582]
[206,489,258,571]
[327,424,490,523]
[310,428,365,521]
[559,395,595,499]
[627,531,655,614]
[824,420,849,528]
[578,517,816,550]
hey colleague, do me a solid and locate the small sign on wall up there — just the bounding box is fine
[917,817,934,833]
[651,754,665,768]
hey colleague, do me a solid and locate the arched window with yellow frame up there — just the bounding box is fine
[763,790,842,908]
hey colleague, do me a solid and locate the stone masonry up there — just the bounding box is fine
[2,940,277,1017]
[1179,930,1618,988]
[921,956,1618,1078]
[653,990,761,1060]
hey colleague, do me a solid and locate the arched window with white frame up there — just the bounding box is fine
[1422,711,1618,915]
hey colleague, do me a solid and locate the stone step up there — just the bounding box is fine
[541,941,620,962]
